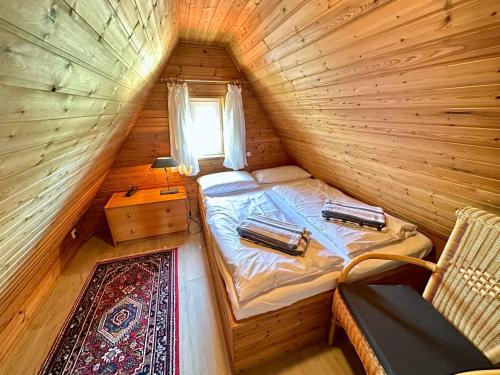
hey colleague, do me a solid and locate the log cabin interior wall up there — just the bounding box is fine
[1,0,499,363]
[0,0,179,360]
[176,0,500,246]
[78,42,290,236]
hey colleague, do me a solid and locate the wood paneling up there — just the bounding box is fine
[0,0,179,362]
[176,0,500,243]
[79,43,289,236]
[2,0,498,364]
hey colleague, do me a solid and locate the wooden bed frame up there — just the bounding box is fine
[198,189,432,373]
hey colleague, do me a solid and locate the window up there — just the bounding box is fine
[190,98,224,158]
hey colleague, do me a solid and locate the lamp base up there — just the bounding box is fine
[160,187,179,195]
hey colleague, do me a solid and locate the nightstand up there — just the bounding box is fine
[104,186,189,246]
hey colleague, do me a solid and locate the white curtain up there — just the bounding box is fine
[223,84,247,170]
[167,83,200,176]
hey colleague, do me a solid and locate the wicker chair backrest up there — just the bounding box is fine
[423,207,499,364]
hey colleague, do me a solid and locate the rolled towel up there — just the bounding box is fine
[385,214,417,238]
[237,215,311,256]
[322,200,386,231]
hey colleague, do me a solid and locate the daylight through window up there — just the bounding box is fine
[190,98,224,158]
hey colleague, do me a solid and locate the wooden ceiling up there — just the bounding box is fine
[176,0,500,242]
[1,0,499,360]
[176,0,276,45]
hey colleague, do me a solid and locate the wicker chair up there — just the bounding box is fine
[329,207,499,375]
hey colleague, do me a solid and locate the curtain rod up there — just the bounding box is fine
[159,77,245,85]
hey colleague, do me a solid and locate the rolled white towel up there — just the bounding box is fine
[385,214,417,239]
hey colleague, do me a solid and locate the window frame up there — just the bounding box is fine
[189,96,225,160]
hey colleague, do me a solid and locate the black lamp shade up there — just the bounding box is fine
[151,157,178,169]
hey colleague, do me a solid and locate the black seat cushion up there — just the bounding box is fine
[338,284,493,375]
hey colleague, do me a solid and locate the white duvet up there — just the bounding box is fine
[204,190,344,303]
[272,179,417,258]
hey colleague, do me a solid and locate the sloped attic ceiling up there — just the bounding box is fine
[1,0,499,354]
[0,0,179,345]
[175,0,500,243]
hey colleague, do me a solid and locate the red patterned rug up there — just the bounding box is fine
[40,248,179,375]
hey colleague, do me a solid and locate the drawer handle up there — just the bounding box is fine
[166,208,171,213]
[130,229,136,233]
[127,213,132,218]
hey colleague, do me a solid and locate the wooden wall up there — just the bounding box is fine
[2,0,499,361]
[176,0,500,244]
[79,42,290,236]
[0,0,179,362]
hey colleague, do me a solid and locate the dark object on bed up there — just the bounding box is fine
[322,200,386,231]
[236,215,310,256]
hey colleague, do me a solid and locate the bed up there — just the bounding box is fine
[197,168,433,373]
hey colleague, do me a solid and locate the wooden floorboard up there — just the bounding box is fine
[0,232,363,375]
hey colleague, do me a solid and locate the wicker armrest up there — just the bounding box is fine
[339,253,438,283]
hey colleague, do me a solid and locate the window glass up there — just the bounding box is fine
[190,98,224,158]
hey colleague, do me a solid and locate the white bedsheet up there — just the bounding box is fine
[216,232,432,320]
[272,179,418,258]
[203,190,344,303]
[203,184,433,320]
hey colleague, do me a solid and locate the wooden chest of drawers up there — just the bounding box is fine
[104,186,189,245]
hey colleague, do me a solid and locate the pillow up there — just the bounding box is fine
[197,171,259,196]
[251,165,311,184]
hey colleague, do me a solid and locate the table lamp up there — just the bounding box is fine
[151,157,179,195]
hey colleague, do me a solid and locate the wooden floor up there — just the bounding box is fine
[0,232,363,375]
